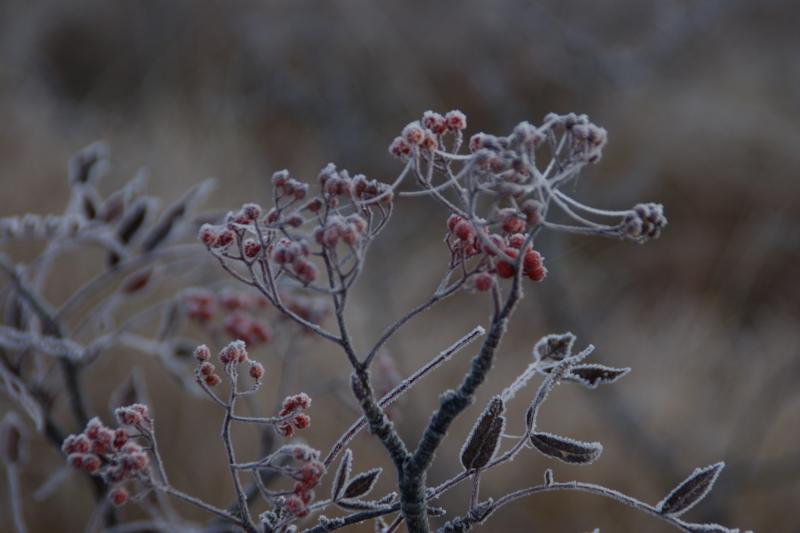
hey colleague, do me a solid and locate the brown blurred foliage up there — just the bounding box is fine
[1,0,798,531]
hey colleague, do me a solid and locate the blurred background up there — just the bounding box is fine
[1,0,799,531]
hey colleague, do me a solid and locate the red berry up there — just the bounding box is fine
[445,110,467,131]
[249,362,265,381]
[447,214,463,232]
[194,345,211,362]
[199,362,215,376]
[110,487,129,507]
[113,428,128,450]
[214,229,235,248]
[474,272,494,292]
[523,249,542,272]
[198,224,217,246]
[453,220,475,242]
[293,413,310,429]
[508,233,526,249]
[496,249,518,279]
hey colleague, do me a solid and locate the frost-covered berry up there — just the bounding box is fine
[249,361,265,381]
[508,233,526,249]
[110,487,129,507]
[194,344,211,362]
[198,224,217,246]
[453,220,475,242]
[402,121,426,146]
[293,413,310,429]
[445,110,467,132]
[495,248,518,279]
[474,272,494,292]
[243,239,261,259]
[389,137,412,159]
[219,340,248,365]
[422,111,447,135]
[214,229,235,249]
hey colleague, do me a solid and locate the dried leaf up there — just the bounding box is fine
[68,142,108,185]
[529,432,602,464]
[110,197,150,267]
[140,179,214,252]
[560,364,630,389]
[0,365,43,431]
[81,192,98,220]
[461,396,505,470]
[524,404,535,433]
[336,498,391,511]
[343,467,381,499]
[682,523,736,533]
[332,449,353,501]
[658,462,725,516]
[157,300,183,341]
[533,332,576,362]
[0,411,25,464]
[121,267,154,294]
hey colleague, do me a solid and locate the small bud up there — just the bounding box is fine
[194,344,211,362]
[205,373,222,387]
[422,111,447,135]
[198,224,218,246]
[243,239,262,258]
[213,229,235,248]
[113,428,129,450]
[199,361,215,377]
[293,413,311,429]
[110,487,129,507]
[389,137,412,159]
[473,272,494,292]
[249,361,265,381]
[444,110,467,131]
[272,170,289,187]
[495,248,518,279]
[453,220,475,242]
[402,121,425,146]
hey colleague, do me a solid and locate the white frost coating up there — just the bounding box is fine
[657,462,726,517]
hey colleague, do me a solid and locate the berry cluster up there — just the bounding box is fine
[622,202,668,242]
[276,393,312,438]
[193,341,265,388]
[286,458,325,518]
[445,213,547,292]
[62,405,152,507]
[185,288,272,347]
[198,162,393,311]
[389,110,468,159]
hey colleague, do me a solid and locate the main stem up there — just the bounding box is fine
[400,279,521,532]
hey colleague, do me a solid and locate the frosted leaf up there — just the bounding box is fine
[682,523,738,533]
[336,498,392,511]
[542,364,631,389]
[567,364,630,388]
[343,467,381,499]
[658,462,725,517]
[529,432,602,464]
[331,448,353,501]
[533,333,576,362]
[0,365,43,431]
[460,396,505,470]
[141,179,215,252]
